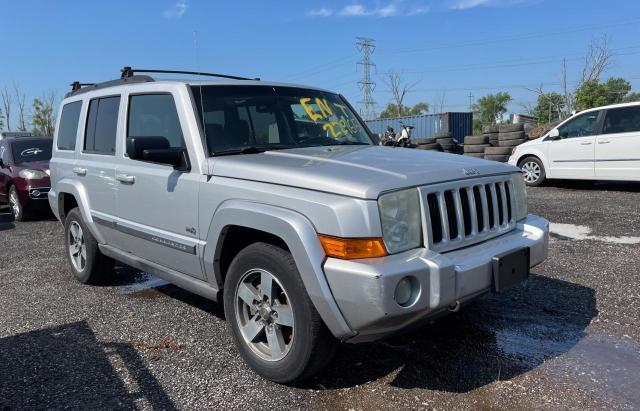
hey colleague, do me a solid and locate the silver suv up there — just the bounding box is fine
[49,67,549,382]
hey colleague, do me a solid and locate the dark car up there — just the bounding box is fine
[0,137,53,220]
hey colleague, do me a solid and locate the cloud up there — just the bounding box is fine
[163,0,188,18]
[308,7,333,17]
[449,0,529,10]
[309,2,429,18]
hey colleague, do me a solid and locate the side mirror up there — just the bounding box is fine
[126,136,190,171]
[548,128,561,140]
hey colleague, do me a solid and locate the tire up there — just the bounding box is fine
[463,144,490,153]
[464,135,489,145]
[417,143,440,150]
[64,208,114,284]
[435,137,454,144]
[518,156,546,186]
[223,242,337,383]
[413,138,435,145]
[482,124,499,133]
[464,153,485,158]
[484,154,510,162]
[439,143,455,151]
[8,185,26,222]
[498,123,524,133]
[484,146,512,155]
[498,138,526,147]
[498,131,526,141]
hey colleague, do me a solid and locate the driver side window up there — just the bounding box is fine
[557,111,600,138]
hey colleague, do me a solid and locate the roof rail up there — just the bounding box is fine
[65,75,154,98]
[120,66,260,81]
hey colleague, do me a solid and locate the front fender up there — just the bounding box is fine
[203,200,356,340]
[51,178,105,243]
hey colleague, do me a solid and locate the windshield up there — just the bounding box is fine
[11,139,53,163]
[191,85,373,154]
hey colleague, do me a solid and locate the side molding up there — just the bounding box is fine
[203,200,356,340]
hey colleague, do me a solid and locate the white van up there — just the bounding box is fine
[509,102,640,186]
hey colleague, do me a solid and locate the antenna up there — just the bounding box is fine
[356,37,377,120]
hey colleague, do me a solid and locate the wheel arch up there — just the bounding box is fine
[203,199,355,340]
[54,179,105,243]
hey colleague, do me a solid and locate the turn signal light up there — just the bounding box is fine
[318,235,388,260]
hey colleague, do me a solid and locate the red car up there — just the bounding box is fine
[0,136,53,221]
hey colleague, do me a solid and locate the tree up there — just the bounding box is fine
[1,87,12,131]
[383,70,418,118]
[379,101,429,118]
[0,107,4,130]
[32,93,56,136]
[533,92,565,124]
[604,77,632,105]
[472,92,511,124]
[622,92,640,103]
[13,83,27,132]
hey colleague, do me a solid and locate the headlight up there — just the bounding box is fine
[378,188,422,254]
[19,169,48,179]
[511,173,528,221]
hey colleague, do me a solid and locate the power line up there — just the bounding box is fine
[356,37,377,120]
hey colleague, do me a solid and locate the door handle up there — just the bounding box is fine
[116,173,135,184]
[598,140,611,144]
[580,141,592,145]
[72,167,87,176]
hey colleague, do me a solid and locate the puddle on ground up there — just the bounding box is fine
[549,222,640,244]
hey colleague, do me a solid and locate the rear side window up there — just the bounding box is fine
[57,101,82,150]
[127,94,185,148]
[84,96,120,154]
[603,106,640,134]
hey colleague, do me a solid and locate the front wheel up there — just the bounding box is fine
[8,186,25,221]
[519,156,546,187]
[223,242,337,383]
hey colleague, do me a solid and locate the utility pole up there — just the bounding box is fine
[468,92,474,112]
[356,37,377,120]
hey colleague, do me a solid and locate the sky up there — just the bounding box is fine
[1,0,639,127]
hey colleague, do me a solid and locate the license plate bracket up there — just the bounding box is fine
[492,247,530,293]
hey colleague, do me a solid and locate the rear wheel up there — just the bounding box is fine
[519,157,546,187]
[224,242,336,383]
[64,208,114,284]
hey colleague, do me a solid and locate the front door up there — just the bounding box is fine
[114,93,203,279]
[547,110,602,179]
[596,105,640,180]
[0,142,9,205]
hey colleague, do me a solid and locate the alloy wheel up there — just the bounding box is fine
[68,221,87,272]
[521,161,541,184]
[9,190,20,218]
[234,268,295,362]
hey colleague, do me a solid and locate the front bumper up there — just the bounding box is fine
[324,214,549,342]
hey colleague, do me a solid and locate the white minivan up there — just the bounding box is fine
[509,102,640,186]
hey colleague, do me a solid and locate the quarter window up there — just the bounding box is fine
[557,111,600,139]
[602,106,640,134]
[57,101,82,150]
[84,96,120,154]
[127,94,185,149]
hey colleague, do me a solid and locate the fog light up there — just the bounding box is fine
[394,276,419,307]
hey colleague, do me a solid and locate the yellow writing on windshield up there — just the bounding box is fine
[299,98,324,122]
[298,97,361,139]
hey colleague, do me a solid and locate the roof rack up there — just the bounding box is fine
[70,81,96,92]
[65,75,154,98]
[120,66,260,81]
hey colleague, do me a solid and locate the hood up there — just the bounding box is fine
[210,146,518,199]
[14,160,50,172]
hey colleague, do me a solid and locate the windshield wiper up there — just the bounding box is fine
[334,141,371,146]
[212,144,292,156]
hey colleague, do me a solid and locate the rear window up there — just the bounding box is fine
[11,140,53,163]
[84,96,120,154]
[57,101,82,150]
[603,106,640,134]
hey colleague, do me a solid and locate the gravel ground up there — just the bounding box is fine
[0,181,639,410]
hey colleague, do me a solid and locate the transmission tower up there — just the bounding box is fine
[356,37,377,120]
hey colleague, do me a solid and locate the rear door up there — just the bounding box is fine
[77,95,121,244]
[596,105,640,180]
[114,92,203,279]
[51,100,83,208]
[547,110,602,179]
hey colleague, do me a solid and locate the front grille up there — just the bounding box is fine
[29,187,50,199]
[420,176,516,252]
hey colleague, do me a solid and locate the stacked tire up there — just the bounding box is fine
[413,137,440,151]
[435,132,458,153]
[462,135,490,158]
[482,124,499,147]
[482,124,526,163]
